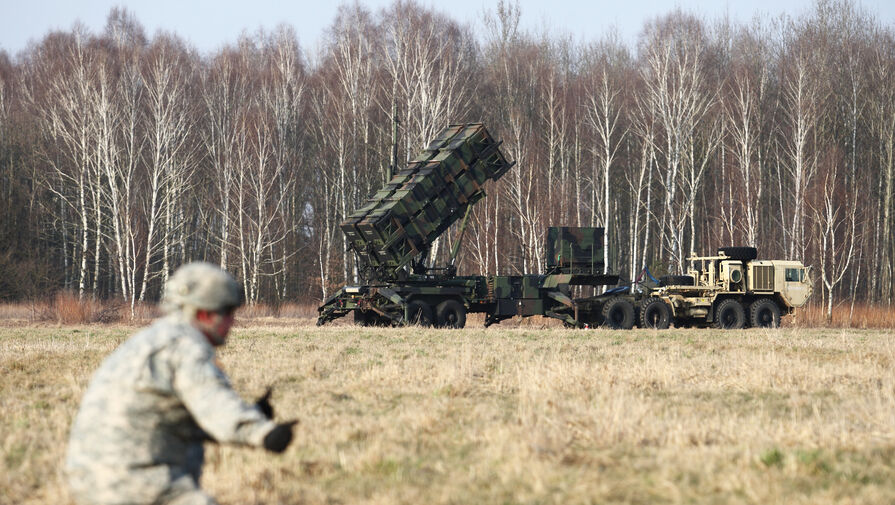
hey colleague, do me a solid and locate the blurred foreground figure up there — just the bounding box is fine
[66,262,296,505]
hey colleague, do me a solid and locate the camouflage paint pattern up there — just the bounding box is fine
[66,314,275,505]
[545,227,605,275]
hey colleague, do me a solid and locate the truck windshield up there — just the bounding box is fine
[785,268,804,282]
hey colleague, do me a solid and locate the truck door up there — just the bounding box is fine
[782,267,811,307]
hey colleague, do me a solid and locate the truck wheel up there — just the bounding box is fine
[601,298,635,330]
[405,301,434,327]
[714,299,746,329]
[718,246,758,261]
[639,297,671,329]
[750,298,781,328]
[436,299,467,329]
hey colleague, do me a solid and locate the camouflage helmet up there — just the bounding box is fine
[162,262,243,314]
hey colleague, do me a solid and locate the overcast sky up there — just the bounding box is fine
[2,0,894,57]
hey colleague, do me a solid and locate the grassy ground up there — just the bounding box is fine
[2,323,894,504]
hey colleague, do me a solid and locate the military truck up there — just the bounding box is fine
[631,247,813,329]
[316,123,812,329]
[545,246,814,330]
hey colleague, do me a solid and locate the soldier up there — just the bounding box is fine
[66,262,296,505]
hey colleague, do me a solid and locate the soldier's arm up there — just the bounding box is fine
[172,341,276,447]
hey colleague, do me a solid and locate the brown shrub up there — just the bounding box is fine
[52,291,110,324]
[797,302,895,329]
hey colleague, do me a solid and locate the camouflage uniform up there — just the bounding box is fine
[66,264,277,505]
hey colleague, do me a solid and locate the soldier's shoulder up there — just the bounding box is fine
[117,316,208,358]
[127,317,187,346]
[154,316,214,361]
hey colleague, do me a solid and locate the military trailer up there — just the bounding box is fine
[317,123,812,329]
[317,123,619,328]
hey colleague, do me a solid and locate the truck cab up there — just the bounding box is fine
[747,260,812,308]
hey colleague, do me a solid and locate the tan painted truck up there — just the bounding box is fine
[635,247,813,329]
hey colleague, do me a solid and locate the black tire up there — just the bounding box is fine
[639,297,671,329]
[659,275,694,286]
[405,300,434,327]
[718,246,758,261]
[357,311,392,327]
[353,310,371,326]
[601,297,635,330]
[435,299,467,329]
[714,299,746,329]
[750,298,781,328]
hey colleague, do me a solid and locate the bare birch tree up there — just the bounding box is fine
[810,155,858,321]
[640,13,715,271]
[868,30,895,304]
[584,39,628,274]
[201,45,252,271]
[140,34,197,297]
[628,88,659,281]
[261,26,307,298]
[722,27,771,247]
[23,28,97,298]
[779,39,824,260]
[321,5,380,283]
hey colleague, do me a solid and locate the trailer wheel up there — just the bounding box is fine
[601,297,635,330]
[357,311,391,327]
[405,301,434,327]
[714,299,746,329]
[750,298,781,328]
[639,297,671,329]
[436,299,467,329]
[354,310,371,326]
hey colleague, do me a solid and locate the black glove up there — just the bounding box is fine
[255,387,274,419]
[263,420,298,453]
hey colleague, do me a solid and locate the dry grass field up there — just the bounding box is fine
[2,320,895,504]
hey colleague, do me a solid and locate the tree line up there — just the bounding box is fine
[0,0,892,319]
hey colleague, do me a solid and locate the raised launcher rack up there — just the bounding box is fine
[340,123,514,280]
